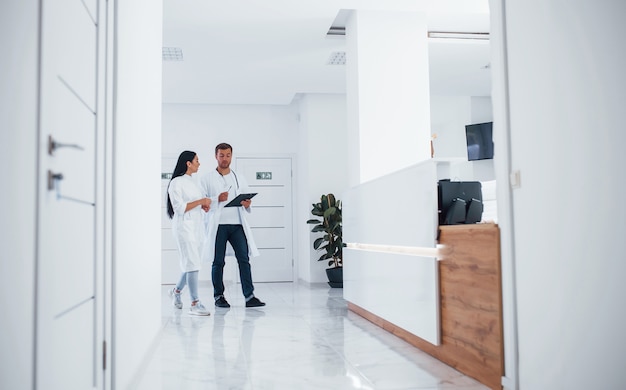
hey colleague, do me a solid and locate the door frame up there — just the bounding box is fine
[101,0,114,387]
[489,1,519,388]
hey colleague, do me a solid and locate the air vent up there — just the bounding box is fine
[162,47,183,61]
[327,51,346,65]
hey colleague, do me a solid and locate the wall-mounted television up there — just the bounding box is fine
[465,121,494,161]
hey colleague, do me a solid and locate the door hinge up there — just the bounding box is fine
[103,340,107,371]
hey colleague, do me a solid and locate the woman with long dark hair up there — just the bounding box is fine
[167,151,212,316]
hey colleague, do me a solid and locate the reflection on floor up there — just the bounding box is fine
[132,281,489,390]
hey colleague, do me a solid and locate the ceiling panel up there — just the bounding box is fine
[162,0,491,105]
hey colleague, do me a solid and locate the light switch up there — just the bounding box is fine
[510,170,521,189]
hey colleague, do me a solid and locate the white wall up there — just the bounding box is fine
[430,95,473,159]
[470,96,492,124]
[113,1,163,388]
[162,103,299,167]
[346,10,432,183]
[430,95,494,181]
[0,1,38,388]
[496,0,626,388]
[297,94,350,283]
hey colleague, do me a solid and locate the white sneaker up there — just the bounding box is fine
[189,301,210,316]
[169,288,182,309]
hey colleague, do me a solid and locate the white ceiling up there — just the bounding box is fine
[162,0,491,105]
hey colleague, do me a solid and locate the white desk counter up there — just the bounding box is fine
[343,159,442,345]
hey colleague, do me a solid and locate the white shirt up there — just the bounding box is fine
[217,172,241,225]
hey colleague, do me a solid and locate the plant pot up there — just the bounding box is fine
[326,267,343,288]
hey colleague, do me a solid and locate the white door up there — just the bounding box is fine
[236,158,294,282]
[36,0,104,388]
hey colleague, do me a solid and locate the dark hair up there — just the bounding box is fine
[166,150,196,219]
[215,143,232,155]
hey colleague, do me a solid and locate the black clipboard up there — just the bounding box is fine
[224,193,258,207]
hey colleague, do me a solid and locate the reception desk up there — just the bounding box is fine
[343,160,504,389]
[343,160,441,345]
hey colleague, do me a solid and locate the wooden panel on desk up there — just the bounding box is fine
[439,223,503,390]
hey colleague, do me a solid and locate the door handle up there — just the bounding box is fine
[47,170,64,191]
[48,135,84,156]
[46,170,94,205]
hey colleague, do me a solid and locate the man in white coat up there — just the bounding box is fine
[200,143,266,308]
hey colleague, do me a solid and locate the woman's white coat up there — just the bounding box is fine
[168,174,206,272]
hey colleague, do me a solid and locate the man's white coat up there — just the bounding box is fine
[200,169,260,264]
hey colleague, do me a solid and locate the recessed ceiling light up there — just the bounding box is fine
[327,51,346,65]
[163,47,183,61]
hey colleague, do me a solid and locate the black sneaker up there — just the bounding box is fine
[245,297,266,308]
[215,296,231,308]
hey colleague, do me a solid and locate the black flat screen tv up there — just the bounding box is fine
[465,121,494,161]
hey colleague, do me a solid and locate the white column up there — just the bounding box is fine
[346,10,432,184]
[297,94,350,283]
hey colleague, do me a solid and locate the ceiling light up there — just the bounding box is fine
[428,32,489,40]
[327,51,346,65]
[162,47,183,61]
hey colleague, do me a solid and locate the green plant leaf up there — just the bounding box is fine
[306,219,321,224]
[323,207,336,219]
[327,193,336,207]
[313,237,325,250]
[321,195,329,210]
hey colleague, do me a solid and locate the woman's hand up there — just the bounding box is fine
[218,191,229,202]
[201,197,211,212]
[240,198,251,209]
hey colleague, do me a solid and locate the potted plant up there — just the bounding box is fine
[306,193,344,288]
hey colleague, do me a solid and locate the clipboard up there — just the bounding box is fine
[224,193,258,207]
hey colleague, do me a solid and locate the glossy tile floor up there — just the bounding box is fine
[133,281,489,390]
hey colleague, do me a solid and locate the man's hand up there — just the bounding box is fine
[218,191,229,202]
[241,199,251,208]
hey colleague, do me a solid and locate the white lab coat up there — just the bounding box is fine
[168,174,206,272]
[200,169,259,264]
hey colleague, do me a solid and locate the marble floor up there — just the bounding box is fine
[132,281,490,390]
